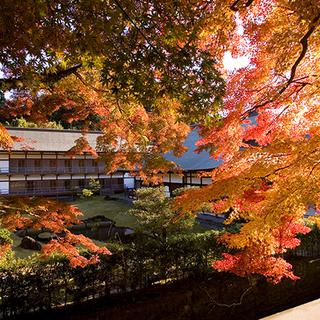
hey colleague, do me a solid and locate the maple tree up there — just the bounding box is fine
[0,0,227,178]
[0,196,111,266]
[1,0,320,283]
[0,0,224,264]
[172,0,320,283]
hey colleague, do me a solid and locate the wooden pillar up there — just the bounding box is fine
[8,152,11,194]
[24,151,27,175]
[24,151,28,193]
[84,152,87,186]
[55,152,58,189]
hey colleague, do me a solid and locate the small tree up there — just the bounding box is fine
[89,177,101,195]
[78,188,93,199]
[76,178,100,199]
[129,186,196,240]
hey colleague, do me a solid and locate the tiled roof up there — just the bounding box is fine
[164,128,223,171]
[165,113,258,171]
[6,127,102,152]
[6,126,223,171]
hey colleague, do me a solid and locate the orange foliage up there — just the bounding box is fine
[0,242,12,257]
[0,196,110,266]
[40,232,111,268]
[1,0,320,281]
[64,136,98,158]
[173,0,320,283]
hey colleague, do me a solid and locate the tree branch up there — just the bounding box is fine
[244,11,320,119]
[41,64,83,83]
[113,0,168,63]
[287,12,320,85]
[0,64,83,90]
[230,0,255,12]
[199,282,253,315]
[73,70,109,93]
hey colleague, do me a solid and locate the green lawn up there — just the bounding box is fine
[10,231,39,259]
[10,230,108,259]
[9,195,211,259]
[68,196,138,228]
[69,195,211,233]
[193,223,212,233]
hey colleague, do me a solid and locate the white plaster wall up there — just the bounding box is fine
[10,154,25,159]
[42,154,57,159]
[98,174,109,178]
[192,177,201,184]
[86,174,99,179]
[124,173,134,188]
[26,153,42,159]
[84,155,97,160]
[70,174,85,179]
[42,175,58,180]
[0,160,9,173]
[26,175,42,180]
[58,174,72,179]
[9,175,26,181]
[58,154,68,159]
[169,175,183,183]
[111,172,124,178]
[0,181,9,194]
[202,178,212,185]
[0,154,9,160]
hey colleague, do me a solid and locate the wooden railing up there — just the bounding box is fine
[2,185,125,196]
[6,166,106,174]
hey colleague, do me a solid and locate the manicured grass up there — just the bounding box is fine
[69,195,212,232]
[192,223,212,233]
[9,196,133,259]
[68,195,139,229]
[10,232,108,259]
[69,195,212,233]
[10,231,40,259]
[9,195,211,259]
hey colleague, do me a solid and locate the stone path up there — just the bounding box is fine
[260,298,320,320]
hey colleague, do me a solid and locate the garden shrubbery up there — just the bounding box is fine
[1,220,320,318]
[0,229,228,317]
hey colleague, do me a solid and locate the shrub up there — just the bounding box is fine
[79,188,93,199]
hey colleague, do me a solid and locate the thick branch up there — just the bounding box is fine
[0,64,82,90]
[244,11,320,119]
[230,0,255,12]
[41,64,83,83]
